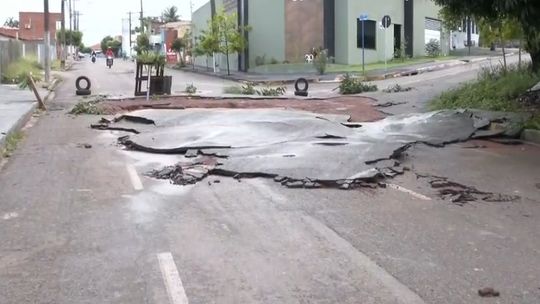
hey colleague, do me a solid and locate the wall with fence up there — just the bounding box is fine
[0,39,57,79]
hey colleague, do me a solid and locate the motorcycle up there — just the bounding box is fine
[106,56,113,69]
[91,54,96,63]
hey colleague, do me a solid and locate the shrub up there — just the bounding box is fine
[2,57,42,84]
[431,64,540,112]
[255,55,266,66]
[69,98,105,115]
[136,51,166,66]
[241,82,256,95]
[313,49,329,75]
[256,86,286,96]
[339,74,378,95]
[185,83,197,94]
[425,39,441,58]
[270,57,278,65]
[394,40,410,62]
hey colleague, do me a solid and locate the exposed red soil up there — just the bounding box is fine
[99,96,385,122]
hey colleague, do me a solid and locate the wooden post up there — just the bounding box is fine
[27,74,47,110]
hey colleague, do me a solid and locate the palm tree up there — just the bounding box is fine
[162,6,180,23]
[4,17,19,28]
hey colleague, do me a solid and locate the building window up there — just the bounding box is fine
[357,19,376,49]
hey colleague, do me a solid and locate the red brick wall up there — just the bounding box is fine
[164,29,178,52]
[18,12,63,41]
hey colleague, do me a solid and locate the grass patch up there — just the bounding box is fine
[223,82,257,95]
[430,65,540,112]
[524,115,540,130]
[249,56,456,75]
[2,56,43,84]
[223,86,243,94]
[1,131,24,158]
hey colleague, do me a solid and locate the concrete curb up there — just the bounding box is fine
[0,102,37,151]
[521,129,540,144]
[0,77,61,151]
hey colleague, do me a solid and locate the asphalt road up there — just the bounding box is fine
[0,59,539,304]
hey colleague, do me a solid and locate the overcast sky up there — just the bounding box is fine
[0,0,208,45]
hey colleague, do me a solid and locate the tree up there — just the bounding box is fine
[56,30,82,47]
[4,17,19,28]
[197,30,220,71]
[171,38,185,53]
[107,40,122,56]
[162,6,180,23]
[101,36,114,53]
[206,9,250,75]
[433,0,540,71]
[171,37,186,65]
[479,17,524,70]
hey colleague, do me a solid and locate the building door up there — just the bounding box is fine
[394,24,402,57]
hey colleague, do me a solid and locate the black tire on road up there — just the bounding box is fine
[295,78,309,92]
[75,76,91,91]
[76,89,92,96]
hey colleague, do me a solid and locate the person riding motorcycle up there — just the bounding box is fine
[105,48,114,58]
[91,50,96,63]
[105,47,114,68]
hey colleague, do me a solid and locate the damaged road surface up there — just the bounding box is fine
[95,108,529,195]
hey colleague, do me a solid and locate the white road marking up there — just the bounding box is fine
[386,183,431,201]
[126,164,143,191]
[304,216,427,304]
[158,252,189,304]
[2,212,18,220]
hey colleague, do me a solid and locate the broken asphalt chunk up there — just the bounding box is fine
[185,149,199,158]
[478,288,500,298]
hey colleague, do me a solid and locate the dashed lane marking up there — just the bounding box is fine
[126,164,143,191]
[158,252,189,304]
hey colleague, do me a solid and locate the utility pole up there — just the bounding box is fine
[44,0,51,83]
[128,12,132,52]
[68,0,72,56]
[140,0,144,33]
[61,0,66,69]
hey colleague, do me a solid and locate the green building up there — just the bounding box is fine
[192,0,448,72]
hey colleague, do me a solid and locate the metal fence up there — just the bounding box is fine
[0,39,57,79]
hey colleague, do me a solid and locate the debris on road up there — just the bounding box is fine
[382,84,413,93]
[69,95,107,115]
[417,174,520,206]
[478,287,500,297]
[76,143,92,149]
[375,101,407,108]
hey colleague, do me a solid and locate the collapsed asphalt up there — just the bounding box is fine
[92,107,529,198]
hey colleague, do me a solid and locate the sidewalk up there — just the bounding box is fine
[0,85,48,148]
[180,55,503,84]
